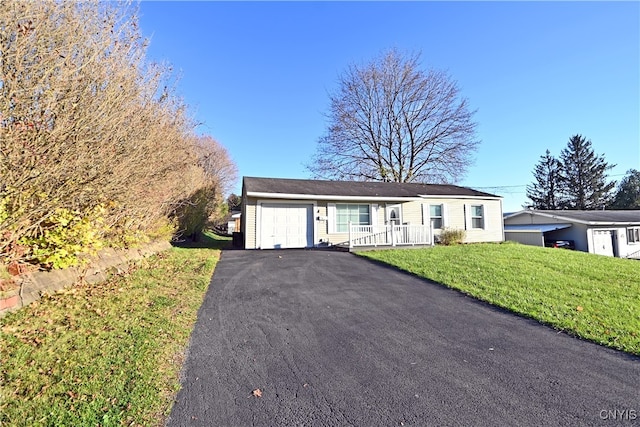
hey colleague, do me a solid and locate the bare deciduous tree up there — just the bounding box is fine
[308,49,479,183]
[171,135,239,238]
[194,135,238,198]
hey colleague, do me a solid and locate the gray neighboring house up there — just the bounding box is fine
[241,177,504,250]
[504,209,640,259]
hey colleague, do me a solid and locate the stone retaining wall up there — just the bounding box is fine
[0,241,172,317]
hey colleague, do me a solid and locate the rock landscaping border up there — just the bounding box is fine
[0,241,172,317]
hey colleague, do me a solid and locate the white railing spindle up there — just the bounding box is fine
[349,224,431,248]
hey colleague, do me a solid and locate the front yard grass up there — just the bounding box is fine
[360,242,640,356]
[0,232,229,426]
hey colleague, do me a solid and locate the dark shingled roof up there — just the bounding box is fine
[533,210,640,224]
[243,177,500,198]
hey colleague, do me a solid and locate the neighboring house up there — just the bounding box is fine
[227,211,241,235]
[241,177,504,250]
[504,210,640,259]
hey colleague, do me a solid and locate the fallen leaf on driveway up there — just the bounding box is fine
[252,388,262,397]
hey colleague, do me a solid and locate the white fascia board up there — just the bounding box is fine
[520,211,589,225]
[418,194,503,201]
[509,210,640,226]
[247,192,418,202]
[587,222,640,227]
[503,210,529,219]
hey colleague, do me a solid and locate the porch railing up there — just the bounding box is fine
[348,223,432,248]
[626,249,640,259]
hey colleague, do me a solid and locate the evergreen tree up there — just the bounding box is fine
[610,169,640,209]
[559,135,615,209]
[526,150,564,209]
[227,193,241,211]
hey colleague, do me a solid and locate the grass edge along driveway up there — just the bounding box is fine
[0,232,228,426]
[360,242,640,356]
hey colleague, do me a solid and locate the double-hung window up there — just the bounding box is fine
[471,205,484,229]
[628,227,640,244]
[430,205,443,229]
[336,204,370,232]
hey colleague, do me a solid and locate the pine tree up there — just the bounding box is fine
[526,150,564,209]
[559,135,616,209]
[610,169,640,209]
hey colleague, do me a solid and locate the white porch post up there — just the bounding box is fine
[430,219,435,246]
[391,225,396,247]
[348,221,353,249]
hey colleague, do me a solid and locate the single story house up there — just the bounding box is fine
[504,209,640,258]
[241,177,504,250]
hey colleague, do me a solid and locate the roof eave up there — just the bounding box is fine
[246,192,420,202]
[506,210,640,226]
[505,210,589,225]
[247,191,502,201]
[585,221,640,226]
[418,194,502,200]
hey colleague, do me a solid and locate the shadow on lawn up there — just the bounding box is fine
[171,230,232,250]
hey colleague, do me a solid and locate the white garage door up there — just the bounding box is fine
[260,203,313,249]
[593,230,614,257]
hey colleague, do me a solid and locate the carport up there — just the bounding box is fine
[504,223,572,247]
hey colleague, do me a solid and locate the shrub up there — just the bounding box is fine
[0,1,237,268]
[172,186,220,241]
[439,228,465,245]
[19,206,106,269]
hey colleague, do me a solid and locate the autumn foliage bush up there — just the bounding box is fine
[0,1,236,269]
[438,228,466,246]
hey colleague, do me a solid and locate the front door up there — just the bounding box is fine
[386,204,402,225]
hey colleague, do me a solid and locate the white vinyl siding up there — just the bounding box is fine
[248,197,503,248]
[243,198,257,249]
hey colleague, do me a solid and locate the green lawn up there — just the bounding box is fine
[360,242,640,355]
[0,232,229,426]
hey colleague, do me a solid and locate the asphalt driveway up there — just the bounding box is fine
[167,250,639,427]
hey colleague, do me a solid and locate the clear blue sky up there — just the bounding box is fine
[139,1,639,212]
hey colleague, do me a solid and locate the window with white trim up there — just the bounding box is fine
[628,227,640,244]
[471,205,484,229]
[430,205,443,229]
[336,204,370,232]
